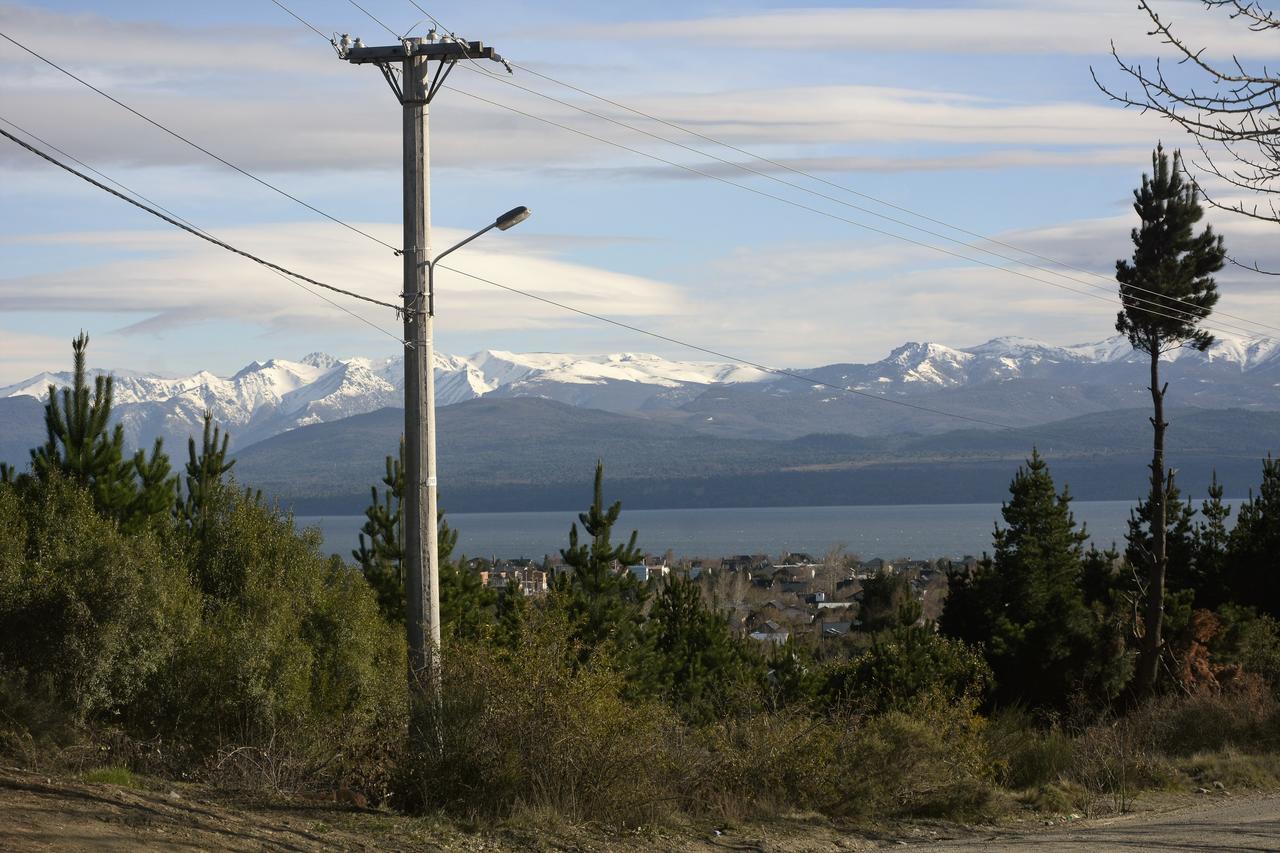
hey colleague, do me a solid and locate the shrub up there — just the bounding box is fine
[828,691,995,819]
[823,625,991,713]
[407,606,685,827]
[0,474,198,722]
[986,708,1075,790]
[146,486,406,794]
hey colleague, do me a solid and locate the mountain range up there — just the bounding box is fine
[3,333,1279,459]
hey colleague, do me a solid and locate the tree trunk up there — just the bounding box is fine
[1136,343,1167,694]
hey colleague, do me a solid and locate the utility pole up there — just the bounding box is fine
[343,35,509,693]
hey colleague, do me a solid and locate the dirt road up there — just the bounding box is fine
[903,794,1280,852]
[1,767,1276,851]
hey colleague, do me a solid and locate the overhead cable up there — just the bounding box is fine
[393,1,1274,335]
[0,30,402,255]
[499,60,1278,337]
[457,62,1280,338]
[0,117,405,343]
[434,261,1019,430]
[1,127,402,317]
[443,85,1275,345]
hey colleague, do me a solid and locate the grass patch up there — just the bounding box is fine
[1180,750,1280,791]
[82,766,139,788]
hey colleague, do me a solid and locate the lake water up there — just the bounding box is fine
[297,499,1212,562]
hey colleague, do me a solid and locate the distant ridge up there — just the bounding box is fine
[2,333,1278,458]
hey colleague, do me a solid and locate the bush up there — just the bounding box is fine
[829,692,995,819]
[0,474,198,722]
[407,606,685,827]
[146,486,406,795]
[986,709,1075,791]
[823,625,991,713]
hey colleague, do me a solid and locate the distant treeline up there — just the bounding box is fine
[284,454,1267,515]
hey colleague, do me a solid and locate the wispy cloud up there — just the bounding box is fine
[563,1,1262,58]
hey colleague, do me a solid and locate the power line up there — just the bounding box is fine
[456,63,1280,340]
[443,84,1278,345]
[314,2,1271,342]
[435,260,1020,430]
[2,126,404,326]
[345,0,401,39]
[0,117,405,344]
[268,0,331,42]
[394,1,1276,336]
[0,30,401,255]
[498,60,1280,338]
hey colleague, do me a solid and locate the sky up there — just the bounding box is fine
[2,0,1279,383]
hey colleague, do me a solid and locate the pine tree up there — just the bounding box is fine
[558,461,646,651]
[494,581,529,650]
[1192,473,1232,610]
[353,437,469,626]
[1115,145,1225,693]
[354,439,406,619]
[858,570,921,633]
[31,332,173,530]
[177,411,234,534]
[1227,456,1280,619]
[940,450,1129,708]
[639,576,751,724]
[1126,478,1196,600]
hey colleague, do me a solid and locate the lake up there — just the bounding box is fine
[297,499,1220,562]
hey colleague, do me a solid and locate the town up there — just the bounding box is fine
[469,550,964,646]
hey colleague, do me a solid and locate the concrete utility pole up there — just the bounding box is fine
[343,35,510,690]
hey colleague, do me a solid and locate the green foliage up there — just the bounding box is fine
[1114,145,1224,355]
[1192,474,1233,610]
[353,439,405,618]
[1126,478,1196,597]
[406,606,682,826]
[941,450,1130,709]
[351,437,480,629]
[636,576,756,724]
[1214,604,1280,691]
[29,333,175,533]
[858,569,921,632]
[827,692,995,819]
[824,625,991,714]
[0,472,198,722]
[985,709,1075,791]
[82,766,140,788]
[557,461,647,652]
[1227,455,1280,619]
[140,484,406,789]
[177,411,234,534]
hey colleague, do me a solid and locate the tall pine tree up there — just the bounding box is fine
[1115,144,1225,694]
[940,450,1129,709]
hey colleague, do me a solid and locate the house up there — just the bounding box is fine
[819,621,853,639]
[748,620,790,645]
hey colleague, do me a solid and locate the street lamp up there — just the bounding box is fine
[415,205,530,680]
[426,207,531,313]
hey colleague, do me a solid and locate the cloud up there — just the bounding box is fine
[563,1,1267,58]
[0,220,693,340]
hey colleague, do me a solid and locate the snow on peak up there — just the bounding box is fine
[301,352,338,370]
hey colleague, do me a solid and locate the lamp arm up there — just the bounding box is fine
[424,222,497,317]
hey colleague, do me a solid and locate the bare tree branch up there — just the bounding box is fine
[1094,1,1280,226]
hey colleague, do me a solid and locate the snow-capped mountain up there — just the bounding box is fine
[3,333,1279,453]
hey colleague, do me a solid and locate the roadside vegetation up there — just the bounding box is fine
[2,332,1279,840]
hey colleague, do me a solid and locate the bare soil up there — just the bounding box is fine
[0,767,1275,852]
